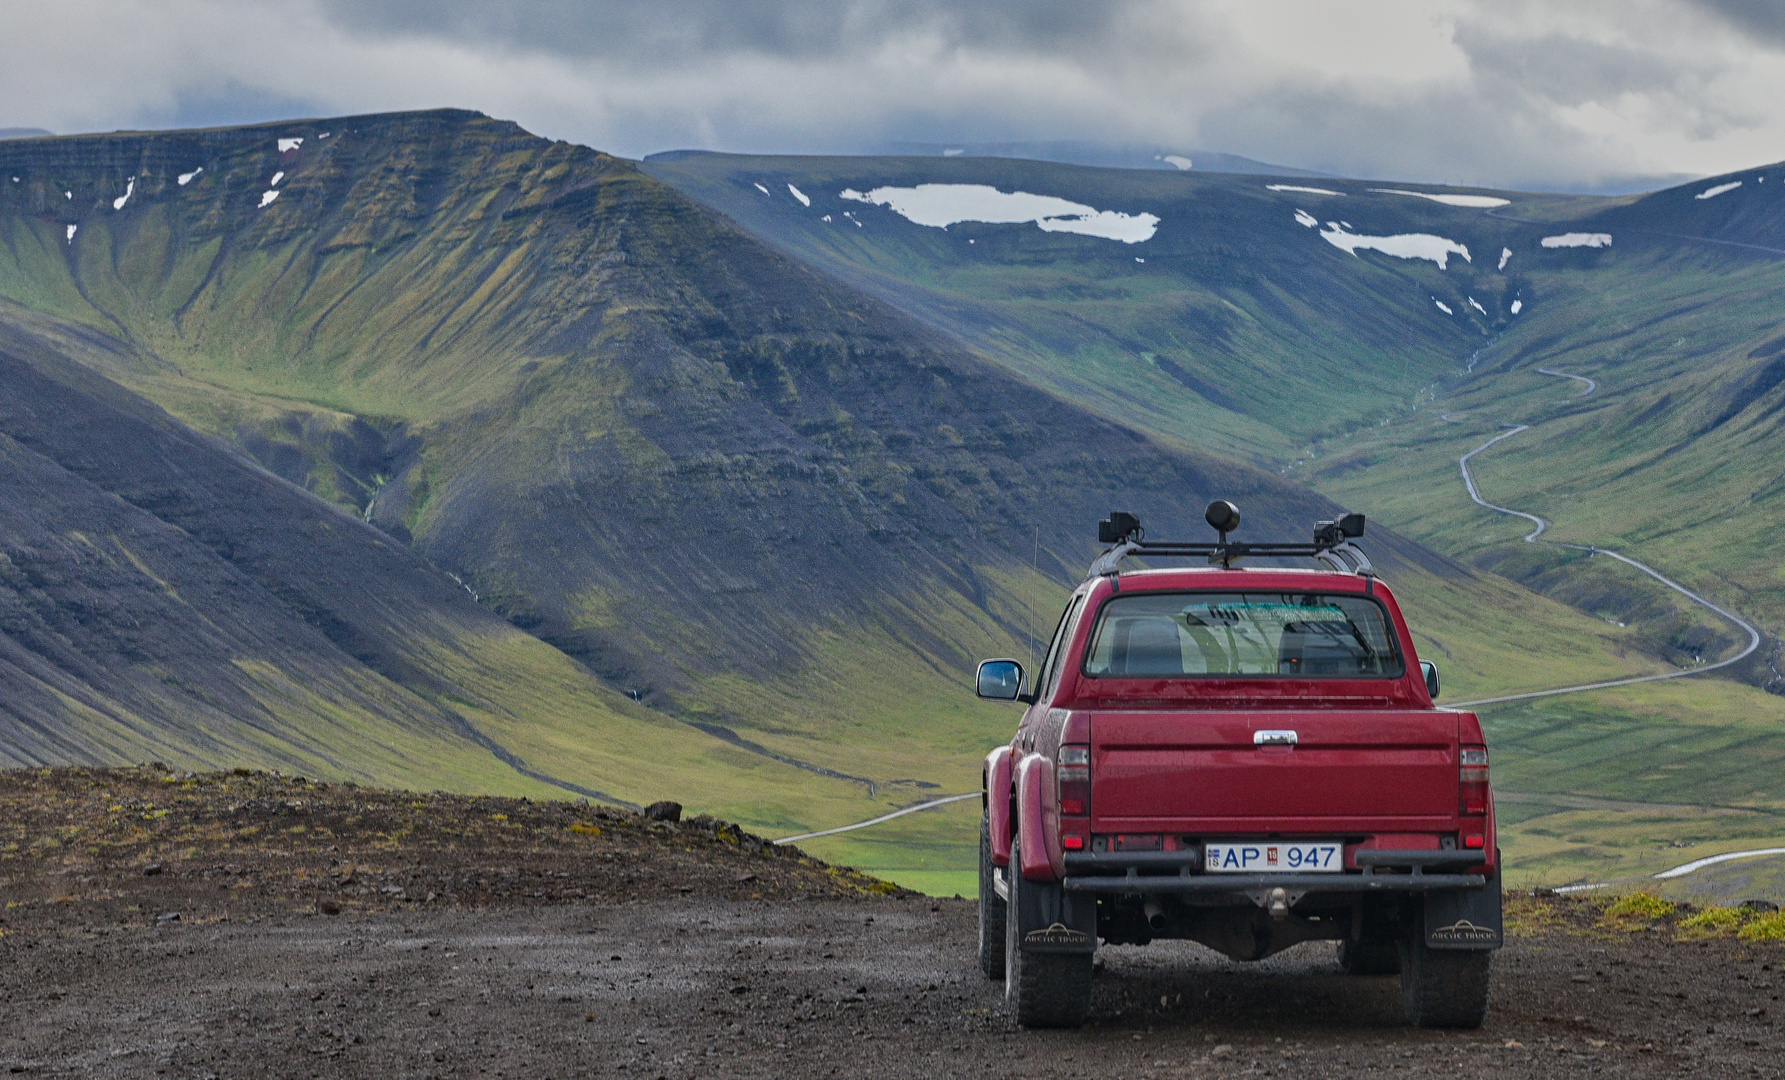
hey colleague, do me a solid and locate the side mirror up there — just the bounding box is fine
[1420,660,1440,699]
[976,659,1027,702]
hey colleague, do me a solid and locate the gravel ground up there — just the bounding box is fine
[3,769,1782,1078]
[4,893,1783,1077]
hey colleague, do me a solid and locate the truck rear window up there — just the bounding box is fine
[1082,592,1403,679]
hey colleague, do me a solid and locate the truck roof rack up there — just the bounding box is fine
[1088,501,1373,579]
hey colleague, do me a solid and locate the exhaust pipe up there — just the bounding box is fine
[1144,899,1168,931]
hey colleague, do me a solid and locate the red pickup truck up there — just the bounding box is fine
[976,505,1500,1029]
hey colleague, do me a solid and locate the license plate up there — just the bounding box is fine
[1205,841,1343,873]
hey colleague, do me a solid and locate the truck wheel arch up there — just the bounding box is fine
[1014,753,1064,882]
[984,746,1015,868]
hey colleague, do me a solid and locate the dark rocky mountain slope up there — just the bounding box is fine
[0,113,1654,837]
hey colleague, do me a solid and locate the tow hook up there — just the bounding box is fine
[1267,887,1289,921]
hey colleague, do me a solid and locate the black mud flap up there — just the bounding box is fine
[1014,873,1098,956]
[1423,869,1502,950]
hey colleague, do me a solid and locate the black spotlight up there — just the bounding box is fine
[1098,511,1142,544]
[1205,500,1241,541]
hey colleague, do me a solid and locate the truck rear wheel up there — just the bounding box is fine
[977,814,1006,979]
[1003,825,1092,1028]
[1398,937,1492,1028]
[1338,935,1400,975]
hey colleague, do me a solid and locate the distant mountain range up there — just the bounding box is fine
[0,110,1539,829]
[3,109,1779,890]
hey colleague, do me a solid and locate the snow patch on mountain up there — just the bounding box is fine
[1541,233,1612,249]
[1434,298,1453,314]
[1370,188,1510,208]
[112,177,135,210]
[259,190,280,208]
[178,168,203,186]
[1163,155,1193,171]
[839,184,1159,243]
[1267,184,1343,196]
[753,182,770,196]
[1294,209,1318,228]
[1498,247,1511,270]
[1695,180,1742,200]
[1319,222,1471,269]
[787,183,810,207]
[277,137,303,153]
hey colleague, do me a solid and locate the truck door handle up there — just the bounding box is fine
[1253,730,1298,746]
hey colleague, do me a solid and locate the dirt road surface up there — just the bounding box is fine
[4,769,1782,1078]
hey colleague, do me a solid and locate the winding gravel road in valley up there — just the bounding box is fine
[1449,369,1761,708]
[774,792,978,845]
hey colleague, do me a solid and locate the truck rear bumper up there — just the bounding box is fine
[1061,848,1490,895]
[1061,872,1486,894]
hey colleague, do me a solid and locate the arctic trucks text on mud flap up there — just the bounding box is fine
[976,503,1500,1029]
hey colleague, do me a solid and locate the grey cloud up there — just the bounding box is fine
[1684,0,1785,45]
[318,0,1139,63]
[1454,27,1702,107]
[4,0,1783,189]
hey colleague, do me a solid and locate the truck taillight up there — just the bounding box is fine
[1459,746,1489,817]
[1058,745,1090,817]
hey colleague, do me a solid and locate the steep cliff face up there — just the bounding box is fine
[4,112,1631,834]
[0,112,1391,707]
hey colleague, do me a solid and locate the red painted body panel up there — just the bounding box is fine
[998,566,1497,876]
[1090,709,1459,830]
[1015,754,1063,882]
[984,746,1013,867]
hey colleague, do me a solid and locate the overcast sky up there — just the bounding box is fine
[6,0,1785,191]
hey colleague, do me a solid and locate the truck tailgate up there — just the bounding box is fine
[1090,710,1459,834]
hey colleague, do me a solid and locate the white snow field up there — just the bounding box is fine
[1294,209,1318,228]
[1541,233,1612,248]
[1433,299,1453,314]
[1163,155,1193,170]
[270,171,284,187]
[112,177,135,211]
[1369,188,1510,208]
[65,224,76,243]
[1498,247,1511,270]
[259,190,280,208]
[753,182,770,196]
[277,137,303,153]
[177,168,203,186]
[839,184,1159,243]
[1695,180,1742,200]
[1510,299,1524,314]
[1266,184,1343,196]
[787,183,810,207]
[1318,222,1470,269]
[1468,297,1486,315]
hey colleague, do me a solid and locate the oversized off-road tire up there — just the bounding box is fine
[1003,825,1092,1028]
[977,814,1007,979]
[1338,935,1401,975]
[1398,936,1492,1028]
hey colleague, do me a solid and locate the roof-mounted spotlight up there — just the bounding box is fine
[1314,512,1367,546]
[1204,500,1241,541]
[1098,511,1142,544]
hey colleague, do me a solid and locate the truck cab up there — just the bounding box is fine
[976,505,1500,1029]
